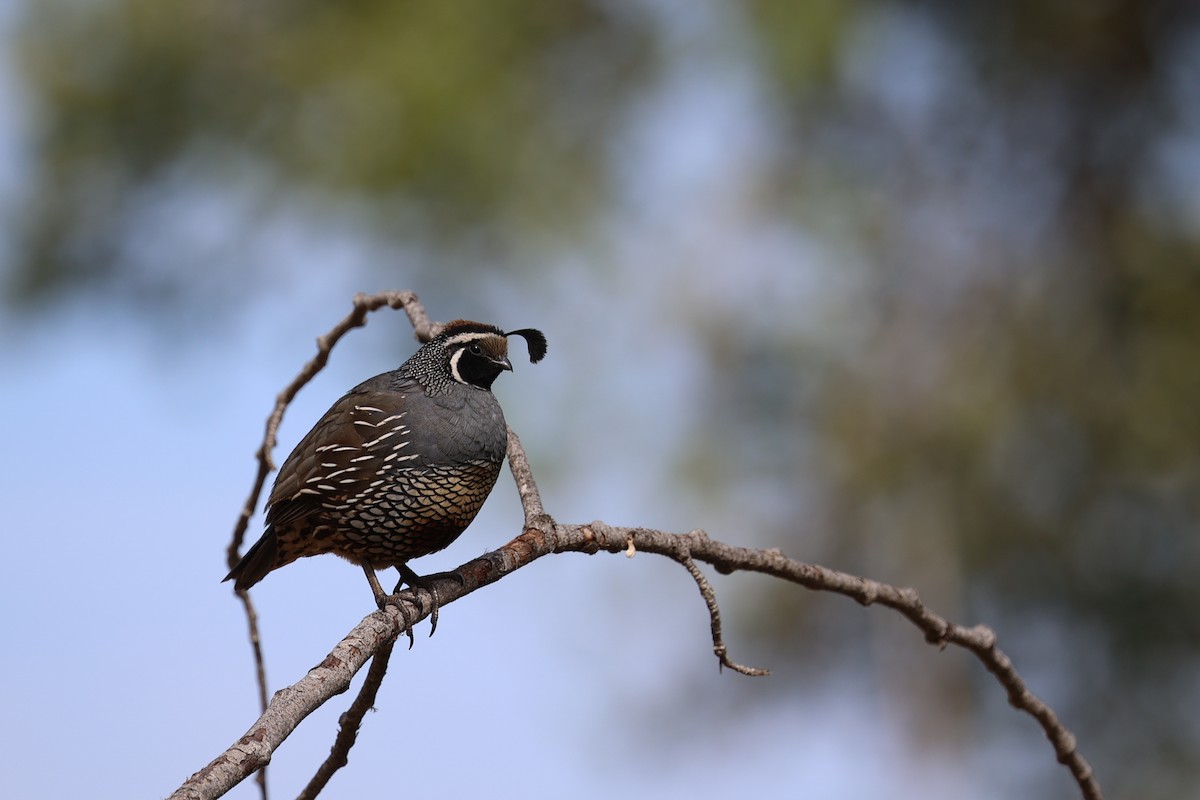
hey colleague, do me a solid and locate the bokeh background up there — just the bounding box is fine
[2,1,1198,798]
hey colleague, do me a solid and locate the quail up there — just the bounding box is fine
[225,320,547,615]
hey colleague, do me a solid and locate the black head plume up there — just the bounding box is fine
[506,328,547,364]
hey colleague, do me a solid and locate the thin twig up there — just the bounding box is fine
[505,426,545,526]
[296,635,398,800]
[235,591,270,800]
[673,546,769,676]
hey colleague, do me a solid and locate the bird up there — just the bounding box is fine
[224,319,547,620]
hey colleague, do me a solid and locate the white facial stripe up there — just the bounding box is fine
[449,347,467,384]
[445,331,498,347]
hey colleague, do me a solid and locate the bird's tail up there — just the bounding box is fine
[223,531,279,592]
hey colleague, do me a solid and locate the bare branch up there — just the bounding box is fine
[671,545,769,676]
[505,426,545,526]
[232,591,270,799]
[205,292,1102,800]
[192,515,1101,799]
[296,635,398,800]
[565,524,1101,798]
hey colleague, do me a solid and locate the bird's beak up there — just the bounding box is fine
[494,356,513,371]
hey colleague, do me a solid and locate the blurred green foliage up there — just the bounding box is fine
[10,1,1200,798]
[14,0,656,299]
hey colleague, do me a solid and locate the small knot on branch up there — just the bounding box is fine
[579,525,601,555]
[1056,732,1078,763]
[924,620,952,650]
[528,512,556,533]
[972,624,997,650]
[588,520,615,550]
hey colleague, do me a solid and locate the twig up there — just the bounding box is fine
[296,635,398,800]
[505,427,545,525]
[672,546,769,676]
[233,591,270,799]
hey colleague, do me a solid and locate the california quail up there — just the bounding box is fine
[224,320,547,608]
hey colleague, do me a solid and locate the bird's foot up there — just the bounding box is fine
[363,565,415,648]
[394,564,455,637]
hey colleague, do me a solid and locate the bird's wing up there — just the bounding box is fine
[266,377,424,528]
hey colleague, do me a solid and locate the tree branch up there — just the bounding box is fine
[296,636,397,800]
[505,426,545,525]
[197,291,1103,800]
[232,590,270,800]
[181,511,1103,799]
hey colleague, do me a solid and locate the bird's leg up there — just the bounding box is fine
[394,564,442,637]
[362,564,388,606]
[363,564,415,648]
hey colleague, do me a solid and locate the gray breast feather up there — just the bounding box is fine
[416,386,507,465]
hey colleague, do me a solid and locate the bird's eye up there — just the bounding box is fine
[469,343,483,355]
